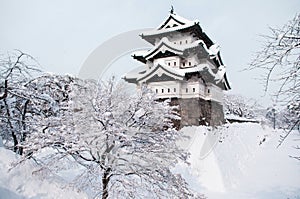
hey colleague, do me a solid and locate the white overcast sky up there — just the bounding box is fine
[1,0,299,106]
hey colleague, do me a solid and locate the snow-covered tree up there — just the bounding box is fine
[0,50,41,154]
[277,101,300,149]
[21,79,201,198]
[284,101,300,131]
[223,93,260,120]
[265,106,277,129]
[0,50,77,155]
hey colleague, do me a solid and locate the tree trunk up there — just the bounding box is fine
[3,98,19,153]
[19,99,30,155]
[0,80,8,100]
[102,168,111,199]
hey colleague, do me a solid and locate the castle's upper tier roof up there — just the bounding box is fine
[140,13,214,48]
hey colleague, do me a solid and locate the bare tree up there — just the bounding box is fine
[249,14,299,149]
[249,14,299,100]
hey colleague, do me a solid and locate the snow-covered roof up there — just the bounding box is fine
[131,38,211,64]
[214,65,226,83]
[156,13,196,30]
[130,50,148,57]
[143,38,205,60]
[123,61,218,84]
[122,65,147,80]
[141,21,199,37]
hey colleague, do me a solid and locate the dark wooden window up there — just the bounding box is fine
[186,88,188,93]
[183,62,185,67]
[193,88,195,92]
[168,88,170,93]
[162,89,164,93]
[189,62,192,66]
[156,89,158,93]
[174,88,176,92]
[174,62,176,66]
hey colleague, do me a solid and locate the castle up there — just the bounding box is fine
[124,10,230,127]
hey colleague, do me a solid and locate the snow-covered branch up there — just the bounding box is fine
[19,79,200,198]
[248,13,300,148]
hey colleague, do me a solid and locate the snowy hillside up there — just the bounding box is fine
[177,123,300,198]
[0,122,299,198]
[0,147,87,199]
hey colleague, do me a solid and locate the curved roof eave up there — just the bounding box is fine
[137,64,184,83]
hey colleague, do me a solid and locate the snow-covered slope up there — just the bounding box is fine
[178,123,300,198]
[0,147,87,199]
[1,123,299,198]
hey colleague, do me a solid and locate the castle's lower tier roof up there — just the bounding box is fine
[123,62,230,90]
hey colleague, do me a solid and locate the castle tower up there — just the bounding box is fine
[124,10,230,127]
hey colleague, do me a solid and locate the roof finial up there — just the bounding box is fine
[170,5,174,14]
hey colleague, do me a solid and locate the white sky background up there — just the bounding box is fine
[0,0,299,106]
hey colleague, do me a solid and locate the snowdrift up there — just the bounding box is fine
[0,147,87,199]
[178,123,300,198]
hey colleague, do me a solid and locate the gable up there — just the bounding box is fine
[137,64,184,83]
[145,41,184,60]
[146,73,178,83]
[159,17,184,30]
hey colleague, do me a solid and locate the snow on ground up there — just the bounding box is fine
[0,147,87,199]
[177,122,300,199]
[0,122,299,198]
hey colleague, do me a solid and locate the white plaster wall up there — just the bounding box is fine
[148,81,180,98]
[206,83,223,102]
[154,56,181,68]
[162,33,193,45]
[181,54,200,68]
[147,81,207,99]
